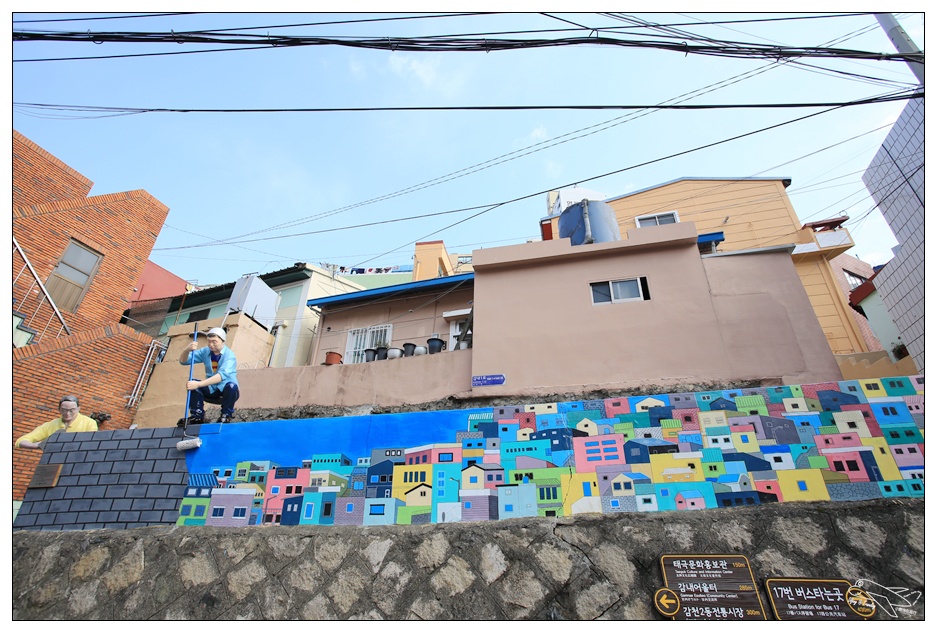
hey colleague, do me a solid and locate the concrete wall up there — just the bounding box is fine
[238,348,473,409]
[470,223,841,397]
[12,498,924,620]
[604,178,868,355]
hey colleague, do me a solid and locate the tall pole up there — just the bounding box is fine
[874,13,924,86]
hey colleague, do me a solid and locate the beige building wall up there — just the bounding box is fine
[603,178,869,355]
[413,241,456,281]
[134,312,274,428]
[312,284,475,364]
[469,222,841,398]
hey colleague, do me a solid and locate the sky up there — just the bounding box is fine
[10,9,925,287]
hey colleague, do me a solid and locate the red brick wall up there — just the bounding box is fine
[12,324,158,500]
[13,130,94,206]
[13,191,170,330]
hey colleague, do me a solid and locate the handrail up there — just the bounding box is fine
[126,338,167,408]
[12,235,72,339]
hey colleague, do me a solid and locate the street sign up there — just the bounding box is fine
[659,554,766,620]
[654,588,681,617]
[472,374,505,387]
[765,578,876,620]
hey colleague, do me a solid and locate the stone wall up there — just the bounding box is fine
[12,498,924,620]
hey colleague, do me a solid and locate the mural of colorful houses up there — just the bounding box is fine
[164,376,926,528]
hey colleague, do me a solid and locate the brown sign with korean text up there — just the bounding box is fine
[766,578,876,620]
[659,554,766,620]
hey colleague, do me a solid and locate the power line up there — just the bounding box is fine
[12,30,924,64]
[12,13,198,23]
[13,92,921,116]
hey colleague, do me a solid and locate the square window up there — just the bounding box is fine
[797,481,807,491]
[211,507,224,517]
[370,504,385,515]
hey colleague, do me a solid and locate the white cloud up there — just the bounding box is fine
[386,54,466,98]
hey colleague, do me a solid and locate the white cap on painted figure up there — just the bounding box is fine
[206,327,226,341]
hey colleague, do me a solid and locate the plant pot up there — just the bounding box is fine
[364,348,377,362]
[387,347,403,359]
[402,343,416,357]
[457,341,469,350]
[376,346,388,360]
[427,337,445,354]
[414,346,428,355]
[324,351,343,365]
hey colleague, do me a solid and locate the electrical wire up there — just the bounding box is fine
[12,91,920,115]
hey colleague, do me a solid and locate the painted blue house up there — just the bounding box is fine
[363,497,403,525]
[497,483,538,520]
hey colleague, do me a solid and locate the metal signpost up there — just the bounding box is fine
[657,554,766,620]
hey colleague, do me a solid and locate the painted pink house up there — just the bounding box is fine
[405,444,463,466]
[890,444,924,468]
[815,432,864,452]
[572,434,627,473]
[262,466,312,524]
[823,449,873,482]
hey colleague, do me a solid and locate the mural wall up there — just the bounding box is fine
[175,376,925,527]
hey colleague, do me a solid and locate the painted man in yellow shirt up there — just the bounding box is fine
[16,395,98,449]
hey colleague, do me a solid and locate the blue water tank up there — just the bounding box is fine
[558,199,621,246]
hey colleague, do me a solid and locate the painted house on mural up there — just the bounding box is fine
[12,130,170,504]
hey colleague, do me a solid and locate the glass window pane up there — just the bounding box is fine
[54,263,90,286]
[637,217,658,227]
[611,280,640,300]
[62,243,100,274]
[657,213,677,225]
[590,282,612,303]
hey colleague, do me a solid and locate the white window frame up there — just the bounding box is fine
[345,324,393,364]
[635,211,679,228]
[590,277,649,304]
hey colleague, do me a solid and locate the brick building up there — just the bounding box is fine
[12,130,171,501]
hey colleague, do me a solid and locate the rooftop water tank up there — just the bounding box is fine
[558,199,621,246]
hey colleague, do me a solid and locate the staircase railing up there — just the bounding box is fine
[13,236,71,345]
[126,338,168,408]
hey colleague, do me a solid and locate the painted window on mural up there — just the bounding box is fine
[45,240,103,313]
[636,211,679,227]
[591,277,650,304]
[345,324,392,364]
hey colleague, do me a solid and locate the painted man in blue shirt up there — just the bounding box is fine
[178,327,240,424]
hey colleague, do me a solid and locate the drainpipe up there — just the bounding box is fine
[581,199,594,244]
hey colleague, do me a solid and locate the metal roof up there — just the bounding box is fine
[307,272,474,309]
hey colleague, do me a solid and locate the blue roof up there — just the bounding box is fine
[307,272,474,309]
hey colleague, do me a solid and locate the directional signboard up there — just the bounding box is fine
[765,579,876,620]
[658,554,766,620]
[472,374,505,387]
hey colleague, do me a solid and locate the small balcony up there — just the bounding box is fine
[792,216,854,258]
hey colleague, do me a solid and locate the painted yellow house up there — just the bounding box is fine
[832,410,872,438]
[600,177,867,356]
[392,463,433,501]
[729,426,760,453]
[776,469,831,502]
[860,437,903,481]
[649,452,704,482]
[698,410,730,430]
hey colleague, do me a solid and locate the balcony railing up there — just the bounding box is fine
[13,236,71,346]
[792,216,854,258]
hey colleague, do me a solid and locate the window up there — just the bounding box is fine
[591,277,650,304]
[304,503,315,519]
[180,504,192,516]
[370,504,385,515]
[439,453,453,462]
[345,324,392,364]
[844,270,867,290]
[271,486,280,495]
[211,507,225,517]
[636,211,679,227]
[194,505,205,517]
[45,240,103,312]
[346,503,354,513]
[504,504,513,512]
[465,501,472,509]
[797,481,808,491]
[233,507,247,518]
[469,476,478,484]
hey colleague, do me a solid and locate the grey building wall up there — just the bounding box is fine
[861,98,924,370]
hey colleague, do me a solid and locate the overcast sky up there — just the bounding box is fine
[11,10,924,286]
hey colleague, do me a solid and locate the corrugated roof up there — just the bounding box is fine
[307,272,474,309]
